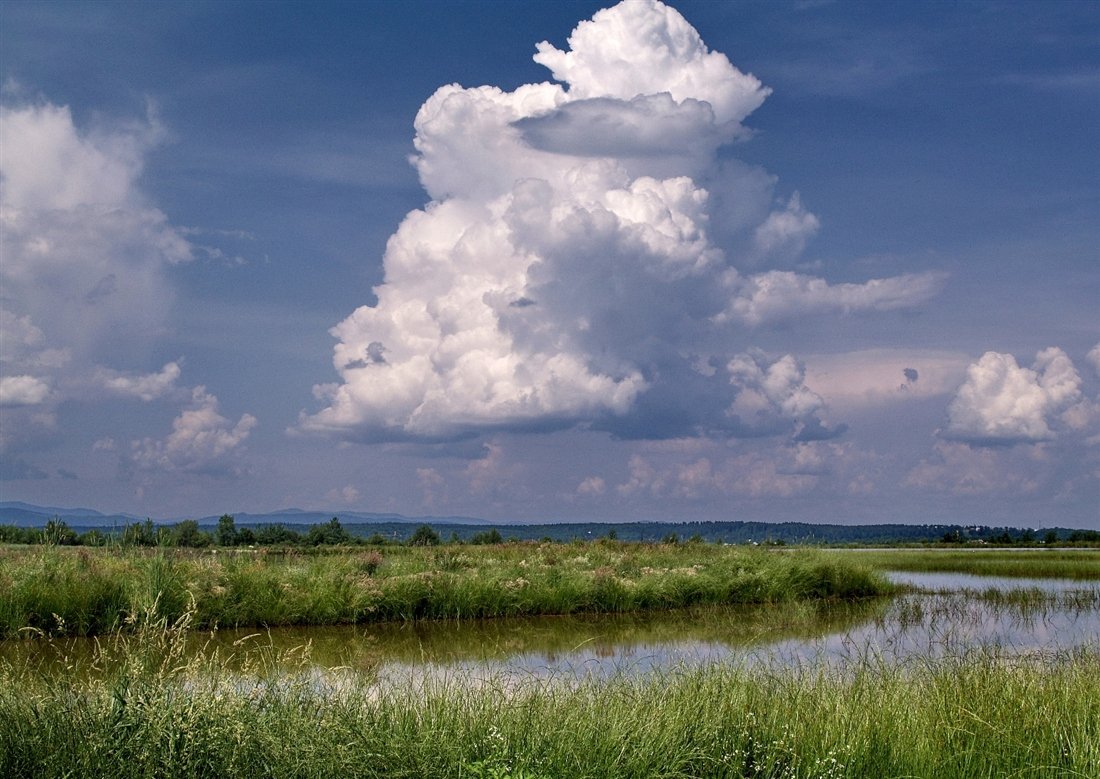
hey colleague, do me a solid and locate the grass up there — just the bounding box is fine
[827,548,1100,580]
[0,543,889,638]
[0,606,1095,778]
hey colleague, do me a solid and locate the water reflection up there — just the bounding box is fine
[4,577,1098,684]
[1,598,882,679]
[886,570,1100,593]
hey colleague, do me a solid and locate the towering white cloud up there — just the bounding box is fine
[945,348,1082,444]
[301,0,940,442]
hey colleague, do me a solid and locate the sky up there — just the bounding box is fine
[1,0,1097,528]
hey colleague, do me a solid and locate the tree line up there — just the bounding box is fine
[0,516,513,549]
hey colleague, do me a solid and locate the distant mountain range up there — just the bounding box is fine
[0,501,488,529]
[1,500,1085,545]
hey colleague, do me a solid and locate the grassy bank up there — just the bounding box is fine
[0,615,1095,778]
[830,548,1100,580]
[0,543,888,638]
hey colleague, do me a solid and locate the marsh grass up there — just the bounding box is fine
[1,606,1096,779]
[835,548,1100,580]
[0,544,889,638]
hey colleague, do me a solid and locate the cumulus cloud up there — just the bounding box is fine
[1087,343,1100,377]
[93,362,183,401]
[0,102,191,367]
[0,375,52,406]
[751,193,820,262]
[577,475,607,496]
[301,0,940,443]
[130,387,256,475]
[326,484,361,505]
[531,0,769,130]
[0,98,202,464]
[726,350,842,440]
[944,348,1083,445]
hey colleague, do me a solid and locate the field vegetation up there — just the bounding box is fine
[0,542,888,639]
[833,548,1100,580]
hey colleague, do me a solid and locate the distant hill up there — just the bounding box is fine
[0,502,142,529]
[0,501,487,530]
[0,501,1083,545]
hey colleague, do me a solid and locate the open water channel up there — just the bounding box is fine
[5,571,1098,684]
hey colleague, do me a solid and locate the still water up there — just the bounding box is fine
[4,573,1098,682]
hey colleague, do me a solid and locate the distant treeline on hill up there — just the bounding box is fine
[1,514,1098,548]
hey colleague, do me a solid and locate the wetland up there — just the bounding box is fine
[2,543,1098,777]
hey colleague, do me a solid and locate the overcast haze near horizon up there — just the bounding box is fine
[1,0,1097,528]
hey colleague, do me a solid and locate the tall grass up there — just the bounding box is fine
[0,610,1095,779]
[0,543,889,638]
[830,548,1100,580]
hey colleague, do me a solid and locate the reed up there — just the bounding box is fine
[0,543,889,638]
[830,548,1100,580]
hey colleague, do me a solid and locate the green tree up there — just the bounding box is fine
[255,523,301,545]
[408,524,441,546]
[307,517,349,546]
[216,514,237,546]
[173,520,211,548]
[470,528,503,545]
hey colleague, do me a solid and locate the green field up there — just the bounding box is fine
[831,548,1100,580]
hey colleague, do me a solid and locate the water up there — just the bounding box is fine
[885,569,1100,593]
[4,573,1098,682]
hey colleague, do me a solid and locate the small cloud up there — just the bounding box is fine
[130,387,256,475]
[0,375,51,406]
[1087,343,1100,378]
[751,193,820,263]
[57,468,78,480]
[326,484,361,505]
[93,361,182,401]
[903,367,919,384]
[577,475,606,496]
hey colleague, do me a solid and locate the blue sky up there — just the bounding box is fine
[1,0,1097,527]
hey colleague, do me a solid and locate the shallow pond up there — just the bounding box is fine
[885,569,1100,593]
[4,573,1098,683]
